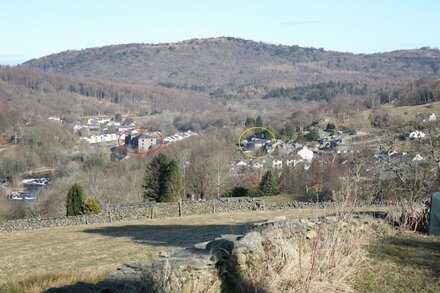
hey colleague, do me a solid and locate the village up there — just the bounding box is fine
[231,112,437,175]
[48,114,198,152]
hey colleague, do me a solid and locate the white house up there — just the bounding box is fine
[286,159,302,167]
[298,146,314,161]
[415,113,436,123]
[107,121,121,126]
[272,159,283,169]
[252,161,264,169]
[409,130,426,139]
[236,161,248,167]
[118,125,133,132]
[413,154,425,161]
[48,116,62,123]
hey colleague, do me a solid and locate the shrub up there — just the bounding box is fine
[231,186,250,197]
[325,122,336,130]
[82,198,102,215]
[66,183,85,216]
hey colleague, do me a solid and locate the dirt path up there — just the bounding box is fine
[0,206,389,286]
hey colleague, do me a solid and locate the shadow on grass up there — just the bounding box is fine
[369,233,440,277]
[82,222,254,248]
[45,222,267,292]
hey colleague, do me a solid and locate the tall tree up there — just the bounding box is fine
[142,153,182,202]
[188,153,213,200]
[245,117,256,127]
[212,152,233,198]
[66,183,85,216]
[177,149,191,198]
[289,110,313,133]
[115,113,123,122]
[160,160,182,202]
[255,115,263,127]
[259,171,279,196]
[143,153,169,201]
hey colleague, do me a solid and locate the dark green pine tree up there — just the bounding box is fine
[143,153,182,202]
[259,170,279,196]
[159,160,182,202]
[66,183,85,216]
[143,153,169,201]
[245,117,256,127]
[255,115,263,127]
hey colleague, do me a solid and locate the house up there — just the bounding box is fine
[252,161,264,169]
[235,160,253,170]
[409,130,426,139]
[286,159,298,167]
[415,113,436,124]
[107,121,121,127]
[118,125,133,132]
[48,116,62,123]
[125,133,157,151]
[73,123,84,133]
[413,154,425,161]
[87,116,111,125]
[298,147,314,161]
[264,158,283,169]
[335,141,351,153]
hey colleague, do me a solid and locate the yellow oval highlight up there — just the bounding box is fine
[237,127,277,159]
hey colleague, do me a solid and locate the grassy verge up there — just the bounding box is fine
[352,230,440,292]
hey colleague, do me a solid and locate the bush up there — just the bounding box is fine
[82,198,102,215]
[231,186,250,197]
[325,122,336,130]
[304,128,320,141]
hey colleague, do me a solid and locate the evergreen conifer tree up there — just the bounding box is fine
[259,170,279,196]
[143,153,182,202]
[255,115,263,127]
[143,153,169,201]
[159,160,182,202]
[66,183,85,216]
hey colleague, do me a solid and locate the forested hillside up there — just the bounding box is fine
[23,37,440,95]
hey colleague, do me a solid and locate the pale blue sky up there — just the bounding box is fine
[1,0,439,65]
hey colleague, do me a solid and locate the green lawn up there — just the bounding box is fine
[352,231,440,293]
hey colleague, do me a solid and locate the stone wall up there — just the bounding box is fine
[0,198,387,232]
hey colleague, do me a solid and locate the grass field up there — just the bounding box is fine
[385,101,440,121]
[0,206,388,292]
[352,230,440,292]
[260,193,310,203]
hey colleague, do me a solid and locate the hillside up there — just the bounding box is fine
[0,67,221,126]
[23,37,440,92]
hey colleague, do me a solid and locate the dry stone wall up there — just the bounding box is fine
[0,198,387,232]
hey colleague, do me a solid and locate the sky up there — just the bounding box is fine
[1,0,439,65]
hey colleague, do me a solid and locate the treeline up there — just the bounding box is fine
[0,66,222,118]
[158,81,206,92]
[0,66,149,104]
[393,76,440,106]
[263,81,368,102]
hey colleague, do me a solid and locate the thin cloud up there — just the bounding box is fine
[281,20,324,26]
